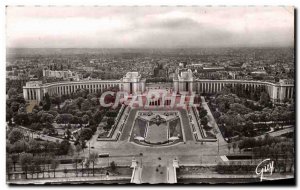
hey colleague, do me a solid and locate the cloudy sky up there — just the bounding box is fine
[6,6,294,48]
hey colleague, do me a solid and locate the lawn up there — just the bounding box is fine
[169,118,182,137]
[132,118,147,137]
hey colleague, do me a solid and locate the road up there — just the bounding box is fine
[18,126,74,144]
[8,175,131,184]
[255,126,294,139]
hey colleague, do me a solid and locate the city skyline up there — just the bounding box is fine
[6,6,294,48]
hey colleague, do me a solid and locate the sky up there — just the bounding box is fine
[6,6,294,48]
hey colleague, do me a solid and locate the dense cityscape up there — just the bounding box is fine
[7,48,294,86]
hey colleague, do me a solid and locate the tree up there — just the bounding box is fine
[28,112,39,124]
[75,97,85,109]
[10,139,29,153]
[199,108,208,118]
[232,142,237,153]
[72,116,81,124]
[58,140,71,155]
[63,168,68,177]
[62,102,79,115]
[29,123,42,131]
[13,112,30,126]
[80,160,85,177]
[81,100,92,112]
[107,117,115,126]
[87,94,95,101]
[106,111,118,117]
[11,153,19,171]
[28,139,42,156]
[238,143,243,153]
[28,162,37,179]
[260,92,270,106]
[110,161,116,171]
[79,128,93,141]
[72,155,80,177]
[89,152,98,176]
[8,128,24,144]
[7,88,18,98]
[6,108,13,125]
[40,113,54,123]
[84,159,91,177]
[34,156,44,179]
[227,144,231,154]
[55,114,73,126]
[51,160,60,178]
[19,153,34,179]
[229,103,251,115]
[93,110,104,124]
[201,116,208,127]
[10,102,20,113]
[43,93,51,111]
[82,114,90,124]
[91,97,99,106]
[51,95,61,109]
[103,124,112,132]
[81,139,87,151]
[65,129,72,140]
[213,111,221,120]
[6,157,12,180]
[75,144,82,155]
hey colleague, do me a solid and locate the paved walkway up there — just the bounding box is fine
[178,109,194,141]
[119,109,137,141]
[189,107,204,140]
[141,165,167,184]
[131,157,177,184]
[200,96,226,145]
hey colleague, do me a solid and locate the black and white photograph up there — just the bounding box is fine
[5,5,295,185]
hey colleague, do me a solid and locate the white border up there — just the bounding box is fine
[1,1,298,190]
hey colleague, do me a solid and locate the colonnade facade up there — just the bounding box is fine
[44,81,122,96]
[23,72,294,103]
[23,72,146,102]
[23,80,122,101]
[173,69,294,103]
[173,79,294,103]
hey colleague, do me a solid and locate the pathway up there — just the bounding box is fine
[200,96,226,145]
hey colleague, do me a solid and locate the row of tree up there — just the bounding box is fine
[7,152,118,179]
